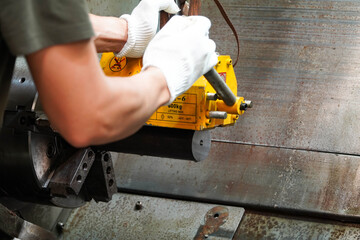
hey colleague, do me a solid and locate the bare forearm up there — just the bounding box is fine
[27,39,170,148]
[92,67,170,145]
[89,13,128,53]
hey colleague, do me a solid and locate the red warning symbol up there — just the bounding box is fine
[109,56,127,72]
[218,72,227,83]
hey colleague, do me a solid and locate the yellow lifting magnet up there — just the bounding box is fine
[100,53,251,131]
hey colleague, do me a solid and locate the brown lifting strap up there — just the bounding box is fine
[161,0,240,67]
[212,0,240,67]
[189,0,240,67]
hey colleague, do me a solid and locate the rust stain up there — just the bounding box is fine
[195,206,229,239]
[235,211,360,240]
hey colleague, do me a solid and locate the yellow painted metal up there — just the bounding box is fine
[99,53,246,131]
[100,52,142,77]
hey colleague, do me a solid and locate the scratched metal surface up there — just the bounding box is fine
[235,211,360,240]
[115,143,360,220]
[113,0,360,220]
[203,0,360,155]
[61,193,244,240]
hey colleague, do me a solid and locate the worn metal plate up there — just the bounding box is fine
[114,142,360,221]
[109,0,360,223]
[61,193,244,240]
[235,211,360,240]
[202,0,360,155]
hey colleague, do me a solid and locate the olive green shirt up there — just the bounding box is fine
[0,0,94,126]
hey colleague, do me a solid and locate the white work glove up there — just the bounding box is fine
[142,16,218,104]
[116,0,180,58]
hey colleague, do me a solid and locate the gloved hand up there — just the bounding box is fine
[116,0,180,58]
[142,16,218,104]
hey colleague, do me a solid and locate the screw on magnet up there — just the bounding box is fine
[240,100,253,111]
[206,93,218,101]
[244,100,253,108]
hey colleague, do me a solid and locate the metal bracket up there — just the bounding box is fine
[195,206,230,239]
[49,148,95,197]
[84,151,117,202]
[3,110,36,132]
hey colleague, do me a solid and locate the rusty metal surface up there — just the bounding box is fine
[195,206,229,240]
[61,193,244,240]
[114,142,360,220]
[202,0,360,155]
[235,211,360,240]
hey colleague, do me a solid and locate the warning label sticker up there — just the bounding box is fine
[155,113,196,123]
[109,56,127,72]
[150,93,197,123]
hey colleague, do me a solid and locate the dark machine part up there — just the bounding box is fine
[0,203,57,240]
[97,126,211,162]
[84,152,118,202]
[49,148,95,197]
[0,61,117,208]
[0,59,211,209]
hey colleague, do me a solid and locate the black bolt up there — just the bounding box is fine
[240,103,248,111]
[19,116,27,125]
[134,201,143,211]
[47,143,56,158]
[56,222,64,233]
[35,118,50,127]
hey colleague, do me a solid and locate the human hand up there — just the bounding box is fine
[142,16,218,104]
[116,0,180,58]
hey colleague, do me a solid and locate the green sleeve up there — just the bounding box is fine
[0,0,95,55]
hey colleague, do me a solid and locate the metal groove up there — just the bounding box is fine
[116,187,360,224]
[211,139,360,158]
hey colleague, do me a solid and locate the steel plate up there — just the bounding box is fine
[62,193,244,240]
[114,142,360,221]
[203,0,360,154]
[112,0,360,222]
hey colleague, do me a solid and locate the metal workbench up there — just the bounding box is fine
[5,0,360,239]
[111,0,360,238]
